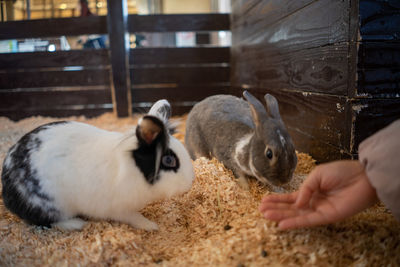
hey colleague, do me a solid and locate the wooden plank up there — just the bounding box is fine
[288,128,352,163]
[0,14,229,41]
[358,42,400,68]
[128,14,230,33]
[0,16,107,40]
[130,66,230,84]
[231,0,349,50]
[348,0,360,98]
[0,107,111,121]
[231,0,317,40]
[359,0,400,41]
[131,85,229,102]
[107,0,132,117]
[231,42,349,95]
[132,104,193,116]
[231,0,315,22]
[0,88,111,110]
[350,98,400,154]
[0,69,110,89]
[356,42,400,97]
[130,47,230,65]
[0,50,109,69]
[357,67,400,97]
[229,86,349,152]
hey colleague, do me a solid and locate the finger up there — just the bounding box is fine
[262,209,300,222]
[295,168,323,208]
[259,202,294,213]
[261,191,298,204]
[277,211,328,230]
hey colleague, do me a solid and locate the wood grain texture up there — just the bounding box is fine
[128,14,230,32]
[0,69,110,89]
[229,86,349,153]
[231,42,348,95]
[231,0,351,95]
[231,0,315,23]
[0,50,109,69]
[231,0,317,40]
[130,66,230,84]
[130,47,230,65]
[359,0,400,41]
[288,128,352,162]
[231,0,349,50]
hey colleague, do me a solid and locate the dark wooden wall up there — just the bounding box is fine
[0,13,230,120]
[230,0,400,162]
[127,14,230,115]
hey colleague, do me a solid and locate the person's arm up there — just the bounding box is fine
[359,119,400,220]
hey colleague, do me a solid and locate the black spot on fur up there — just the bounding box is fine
[132,144,159,184]
[132,116,180,184]
[132,147,180,184]
[1,121,67,227]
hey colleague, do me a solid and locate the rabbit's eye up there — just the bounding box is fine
[162,155,177,167]
[265,148,273,159]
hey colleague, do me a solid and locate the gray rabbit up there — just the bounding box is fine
[185,90,297,188]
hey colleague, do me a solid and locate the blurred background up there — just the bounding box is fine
[0,0,231,52]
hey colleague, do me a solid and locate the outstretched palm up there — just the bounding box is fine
[259,161,378,230]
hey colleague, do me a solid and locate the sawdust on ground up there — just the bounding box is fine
[0,113,399,266]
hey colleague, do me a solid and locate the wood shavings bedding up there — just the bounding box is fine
[0,113,399,266]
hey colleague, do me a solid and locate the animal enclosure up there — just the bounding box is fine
[1,114,399,266]
[0,1,400,266]
[0,0,399,161]
[230,0,400,162]
[0,10,230,118]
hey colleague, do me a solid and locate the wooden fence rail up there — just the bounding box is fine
[0,12,230,120]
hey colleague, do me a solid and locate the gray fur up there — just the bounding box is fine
[185,91,297,186]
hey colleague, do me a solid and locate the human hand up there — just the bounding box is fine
[259,160,378,230]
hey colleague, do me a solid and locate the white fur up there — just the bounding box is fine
[4,145,16,169]
[148,99,170,124]
[29,119,194,230]
[234,134,253,176]
[277,129,286,147]
[52,218,87,231]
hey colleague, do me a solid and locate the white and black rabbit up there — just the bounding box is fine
[185,91,297,189]
[1,100,194,231]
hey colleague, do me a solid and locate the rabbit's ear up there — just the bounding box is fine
[264,94,282,120]
[136,115,168,148]
[148,99,171,124]
[243,90,268,128]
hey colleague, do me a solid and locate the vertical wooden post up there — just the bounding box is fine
[26,0,31,20]
[107,0,132,117]
[5,0,14,21]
